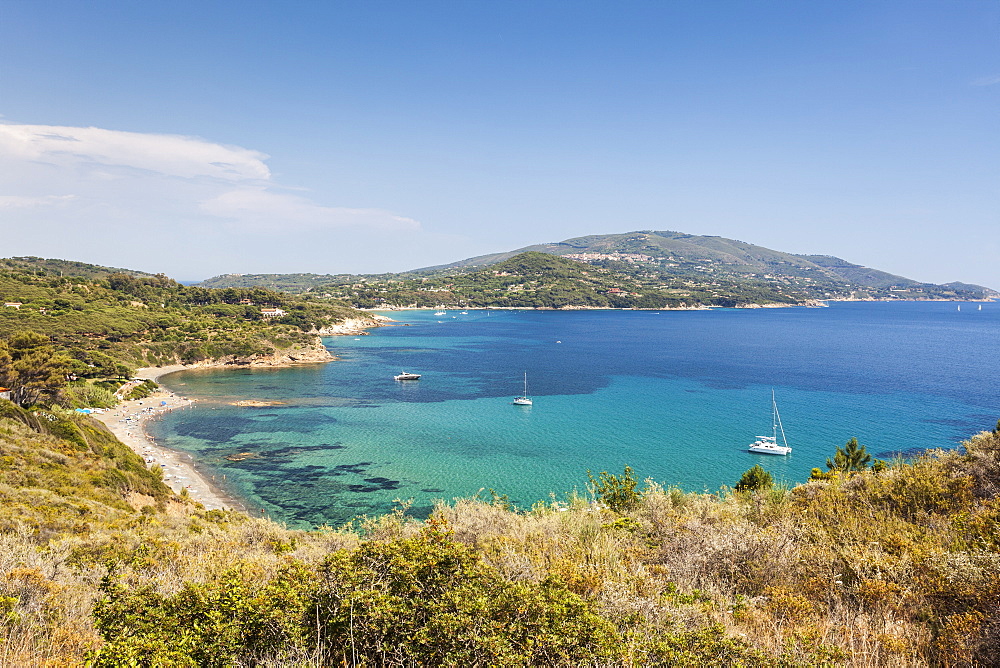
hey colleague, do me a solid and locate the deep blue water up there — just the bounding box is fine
[149,302,1000,528]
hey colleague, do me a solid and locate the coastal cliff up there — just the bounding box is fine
[311,314,391,336]
[153,336,336,370]
[142,315,390,373]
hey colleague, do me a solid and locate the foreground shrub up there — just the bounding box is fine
[313,520,620,665]
[91,563,316,666]
[734,464,773,493]
[588,465,641,512]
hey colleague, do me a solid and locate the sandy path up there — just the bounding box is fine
[92,365,245,512]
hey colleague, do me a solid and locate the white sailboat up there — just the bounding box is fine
[747,390,791,455]
[513,372,532,406]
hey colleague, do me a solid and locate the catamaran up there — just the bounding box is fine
[747,390,791,455]
[513,372,532,406]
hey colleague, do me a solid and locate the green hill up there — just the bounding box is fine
[0,261,372,379]
[426,230,996,300]
[0,256,160,281]
[197,230,998,304]
[317,251,797,309]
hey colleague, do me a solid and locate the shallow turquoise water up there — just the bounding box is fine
[149,302,1000,527]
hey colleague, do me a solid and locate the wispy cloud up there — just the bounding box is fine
[0,122,418,230]
[0,124,271,182]
[201,189,421,231]
[970,74,1000,87]
[0,122,428,275]
[0,194,76,208]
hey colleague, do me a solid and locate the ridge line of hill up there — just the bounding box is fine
[193,230,998,307]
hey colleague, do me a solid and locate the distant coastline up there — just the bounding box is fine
[372,296,995,313]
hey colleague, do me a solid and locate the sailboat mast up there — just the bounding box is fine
[773,391,789,449]
[771,389,777,440]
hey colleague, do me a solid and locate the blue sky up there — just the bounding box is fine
[1,1,997,286]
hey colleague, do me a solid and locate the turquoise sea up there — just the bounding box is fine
[149,302,1000,528]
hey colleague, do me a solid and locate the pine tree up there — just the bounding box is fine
[826,437,872,472]
[734,464,773,492]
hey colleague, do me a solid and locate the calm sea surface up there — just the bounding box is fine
[149,302,1000,528]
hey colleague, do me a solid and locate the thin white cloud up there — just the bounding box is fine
[0,194,76,208]
[0,123,271,182]
[0,121,421,233]
[201,189,420,231]
[0,121,428,276]
[971,74,1000,87]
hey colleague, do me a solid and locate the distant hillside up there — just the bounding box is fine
[318,251,799,309]
[197,230,997,305]
[0,261,370,374]
[0,256,159,280]
[198,272,357,291]
[425,230,995,299]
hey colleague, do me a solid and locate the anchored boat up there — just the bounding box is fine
[747,390,791,455]
[513,372,532,406]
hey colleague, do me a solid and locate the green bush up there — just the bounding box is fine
[124,379,157,401]
[62,384,118,409]
[312,521,620,665]
[735,464,774,493]
[92,564,316,666]
[588,465,641,512]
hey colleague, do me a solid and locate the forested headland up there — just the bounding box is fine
[0,259,375,409]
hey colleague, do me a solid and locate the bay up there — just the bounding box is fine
[149,302,1000,528]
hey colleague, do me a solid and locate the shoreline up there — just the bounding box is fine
[93,374,245,512]
[371,297,996,313]
[99,319,392,514]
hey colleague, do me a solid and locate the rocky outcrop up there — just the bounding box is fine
[223,338,335,367]
[141,315,390,375]
[311,314,392,336]
[162,337,335,371]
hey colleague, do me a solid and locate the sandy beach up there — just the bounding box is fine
[93,365,244,512]
[92,320,389,514]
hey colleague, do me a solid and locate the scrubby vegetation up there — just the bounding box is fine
[0,261,370,375]
[2,401,1000,665]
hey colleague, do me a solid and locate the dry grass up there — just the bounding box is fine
[3,415,1000,665]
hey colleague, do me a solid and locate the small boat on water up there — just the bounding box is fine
[513,372,532,406]
[394,371,421,381]
[747,390,791,455]
[434,311,446,316]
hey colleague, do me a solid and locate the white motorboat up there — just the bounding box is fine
[394,371,421,381]
[747,390,791,455]
[513,372,532,406]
